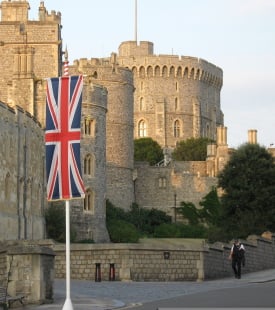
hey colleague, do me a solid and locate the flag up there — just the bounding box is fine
[45,75,85,200]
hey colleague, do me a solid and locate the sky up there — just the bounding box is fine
[26,0,275,148]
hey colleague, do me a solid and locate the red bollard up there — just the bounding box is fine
[95,263,101,282]
[109,263,115,281]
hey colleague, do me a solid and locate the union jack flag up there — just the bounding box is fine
[45,75,85,200]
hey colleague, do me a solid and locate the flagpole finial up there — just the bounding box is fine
[63,46,69,76]
[64,46,68,62]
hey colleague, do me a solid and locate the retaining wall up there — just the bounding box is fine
[52,235,275,281]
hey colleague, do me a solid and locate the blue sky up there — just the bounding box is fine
[27,0,275,148]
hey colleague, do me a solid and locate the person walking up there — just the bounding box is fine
[229,239,245,279]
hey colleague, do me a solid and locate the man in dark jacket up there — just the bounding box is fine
[229,239,245,279]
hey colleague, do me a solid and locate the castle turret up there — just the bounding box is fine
[69,57,135,210]
[117,41,223,150]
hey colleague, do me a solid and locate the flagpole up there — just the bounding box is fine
[62,200,74,310]
[45,47,84,310]
[62,47,74,310]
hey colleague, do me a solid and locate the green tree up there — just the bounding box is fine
[172,137,213,161]
[45,203,76,242]
[134,137,163,165]
[198,187,221,226]
[178,201,200,225]
[218,143,275,239]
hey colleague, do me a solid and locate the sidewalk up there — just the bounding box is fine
[21,269,275,310]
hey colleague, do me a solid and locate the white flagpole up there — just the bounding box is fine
[62,200,74,310]
[135,0,137,42]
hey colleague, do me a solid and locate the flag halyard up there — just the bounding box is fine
[45,75,85,200]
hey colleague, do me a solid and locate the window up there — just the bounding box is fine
[138,120,147,137]
[84,189,94,213]
[175,98,178,111]
[174,120,180,138]
[84,154,95,176]
[84,118,95,136]
[139,97,144,111]
[5,173,10,200]
[158,177,167,188]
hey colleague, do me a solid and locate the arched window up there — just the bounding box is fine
[162,66,168,77]
[154,66,160,77]
[84,154,95,176]
[147,66,153,77]
[177,67,182,77]
[5,173,10,200]
[158,177,167,188]
[138,120,147,137]
[139,66,145,78]
[84,189,94,213]
[174,120,180,138]
[175,98,178,111]
[139,97,144,111]
[206,124,210,138]
[84,118,95,137]
[170,66,175,77]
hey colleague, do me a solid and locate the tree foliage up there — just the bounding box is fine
[45,203,76,243]
[178,201,200,225]
[199,187,221,226]
[218,143,275,239]
[178,187,221,227]
[172,137,213,161]
[106,200,172,242]
[134,137,163,165]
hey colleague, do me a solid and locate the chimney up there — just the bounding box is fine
[248,129,257,144]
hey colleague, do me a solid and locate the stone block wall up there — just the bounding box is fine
[134,161,217,214]
[53,243,204,282]
[0,242,55,305]
[203,235,275,279]
[52,235,275,282]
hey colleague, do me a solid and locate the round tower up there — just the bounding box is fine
[118,41,223,150]
[71,56,135,210]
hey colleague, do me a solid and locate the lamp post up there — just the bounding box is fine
[174,192,177,223]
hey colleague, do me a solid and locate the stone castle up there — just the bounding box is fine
[0,1,270,243]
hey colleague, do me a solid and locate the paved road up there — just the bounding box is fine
[20,269,275,310]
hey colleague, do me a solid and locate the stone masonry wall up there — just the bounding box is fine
[134,161,217,214]
[52,235,275,282]
[204,235,275,279]
[0,242,55,305]
[53,243,204,282]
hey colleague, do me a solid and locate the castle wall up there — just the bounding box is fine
[0,102,45,241]
[134,161,217,216]
[51,235,275,282]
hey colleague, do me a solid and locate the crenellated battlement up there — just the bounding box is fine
[38,1,61,23]
[118,41,223,89]
[71,57,133,85]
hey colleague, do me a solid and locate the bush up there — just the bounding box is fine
[154,223,207,238]
[107,219,140,243]
[154,223,182,237]
[45,203,76,243]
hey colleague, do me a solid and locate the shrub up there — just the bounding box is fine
[107,219,140,243]
[45,203,76,243]
[154,223,182,237]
